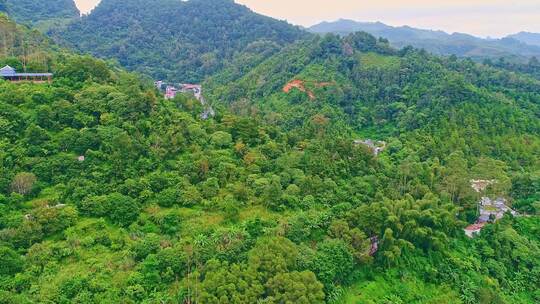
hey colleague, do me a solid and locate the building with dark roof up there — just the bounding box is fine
[1,65,53,83]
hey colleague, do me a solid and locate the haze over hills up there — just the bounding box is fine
[50,0,308,83]
[508,32,540,47]
[309,19,540,62]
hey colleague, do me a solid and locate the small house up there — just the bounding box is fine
[165,86,178,99]
[464,223,486,238]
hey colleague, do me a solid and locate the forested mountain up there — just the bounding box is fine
[206,33,540,301]
[49,0,308,83]
[508,32,540,47]
[2,0,79,28]
[1,9,539,304]
[309,19,540,62]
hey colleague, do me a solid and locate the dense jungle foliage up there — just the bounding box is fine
[1,0,79,29]
[0,9,539,304]
[0,14,56,72]
[484,57,540,80]
[49,0,307,83]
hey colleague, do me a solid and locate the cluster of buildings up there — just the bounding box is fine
[162,83,202,100]
[464,180,519,238]
[1,65,53,83]
[154,81,214,120]
[154,81,202,100]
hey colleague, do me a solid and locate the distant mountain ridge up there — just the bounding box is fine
[508,32,540,47]
[309,19,540,61]
[50,0,308,82]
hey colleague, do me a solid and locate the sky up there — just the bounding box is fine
[73,0,540,38]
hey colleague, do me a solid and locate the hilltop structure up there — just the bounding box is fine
[1,65,53,83]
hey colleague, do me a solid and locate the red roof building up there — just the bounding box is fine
[464,223,486,238]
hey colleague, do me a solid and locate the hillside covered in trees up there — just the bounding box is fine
[204,32,540,302]
[49,0,308,83]
[309,19,540,63]
[0,8,539,304]
[1,0,79,29]
[208,32,540,158]
[0,14,55,72]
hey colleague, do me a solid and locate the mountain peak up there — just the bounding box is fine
[52,0,307,82]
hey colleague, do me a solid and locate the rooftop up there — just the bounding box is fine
[0,65,16,76]
[465,223,486,231]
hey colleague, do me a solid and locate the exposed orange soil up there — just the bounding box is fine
[283,79,333,100]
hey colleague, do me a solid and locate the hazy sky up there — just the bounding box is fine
[74,0,540,38]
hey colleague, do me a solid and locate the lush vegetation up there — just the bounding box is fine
[205,33,540,302]
[0,10,539,304]
[484,56,540,80]
[49,0,308,83]
[309,19,540,63]
[2,0,79,29]
[0,14,56,72]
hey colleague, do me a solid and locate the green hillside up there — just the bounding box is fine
[0,12,539,304]
[309,19,540,62]
[205,33,540,303]
[0,14,55,72]
[3,0,79,29]
[49,0,308,83]
[208,33,540,151]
